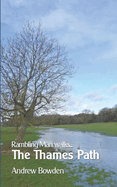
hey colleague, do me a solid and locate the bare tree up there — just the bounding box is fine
[1,22,74,142]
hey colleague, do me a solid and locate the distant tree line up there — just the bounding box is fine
[2,105,117,127]
[33,104,117,126]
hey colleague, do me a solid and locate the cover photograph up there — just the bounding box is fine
[1,0,117,187]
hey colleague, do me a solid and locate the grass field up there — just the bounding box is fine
[1,126,74,187]
[1,123,117,186]
[54,122,117,136]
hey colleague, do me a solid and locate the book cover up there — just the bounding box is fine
[1,0,117,187]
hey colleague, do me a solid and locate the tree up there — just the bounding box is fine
[1,22,74,142]
[98,107,113,122]
[112,105,117,122]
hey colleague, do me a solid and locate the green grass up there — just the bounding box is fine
[1,126,48,143]
[66,162,117,186]
[1,155,74,187]
[54,122,117,136]
[1,125,117,187]
[1,126,74,187]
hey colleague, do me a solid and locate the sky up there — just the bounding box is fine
[1,0,117,115]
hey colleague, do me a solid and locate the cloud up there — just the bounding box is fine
[84,91,105,102]
[82,102,101,110]
[2,0,117,51]
[109,84,117,93]
[62,89,108,114]
[42,9,73,29]
[8,0,25,7]
[63,95,103,115]
[64,96,84,113]
[39,6,117,53]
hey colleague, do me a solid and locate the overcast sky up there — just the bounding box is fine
[1,0,117,115]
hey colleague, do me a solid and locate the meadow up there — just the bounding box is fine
[1,126,74,187]
[54,122,117,136]
[1,122,117,186]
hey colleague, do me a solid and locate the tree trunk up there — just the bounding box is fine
[15,99,36,142]
[14,106,19,134]
[14,126,18,133]
[15,124,27,142]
